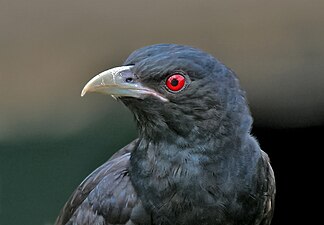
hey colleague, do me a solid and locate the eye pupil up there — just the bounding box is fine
[171,79,178,86]
[166,74,186,92]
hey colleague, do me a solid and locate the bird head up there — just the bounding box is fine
[81,44,252,143]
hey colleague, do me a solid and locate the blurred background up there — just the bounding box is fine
[0,0,323,224]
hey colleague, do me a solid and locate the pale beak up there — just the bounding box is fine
[81,66,168,102]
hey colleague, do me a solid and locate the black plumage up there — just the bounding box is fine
[55,44,275,225]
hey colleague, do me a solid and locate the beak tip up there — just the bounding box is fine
[81,88,87,97]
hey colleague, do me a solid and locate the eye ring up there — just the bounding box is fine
[165,74,187,92]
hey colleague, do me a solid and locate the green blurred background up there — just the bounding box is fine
[0,0,323,224]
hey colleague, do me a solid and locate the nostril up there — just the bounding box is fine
[120,69,136,83]
[125,77,133,83]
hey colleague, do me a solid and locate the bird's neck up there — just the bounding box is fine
[130,135,239,171]
[129,97,254,192]
[135,110,252,146]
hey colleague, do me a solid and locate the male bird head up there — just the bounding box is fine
[82,44,252,143]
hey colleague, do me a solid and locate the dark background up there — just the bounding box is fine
[0,1,322,224]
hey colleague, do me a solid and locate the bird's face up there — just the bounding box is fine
[82,44,250,142]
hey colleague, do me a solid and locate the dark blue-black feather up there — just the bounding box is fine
[55,44,275,225]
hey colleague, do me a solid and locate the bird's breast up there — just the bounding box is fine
[129,139,264,225]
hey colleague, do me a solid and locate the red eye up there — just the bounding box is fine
[166,74,186,92]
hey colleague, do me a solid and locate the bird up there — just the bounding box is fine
[54,44,275,225]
